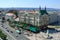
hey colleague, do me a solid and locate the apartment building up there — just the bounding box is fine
[48,11,58,24]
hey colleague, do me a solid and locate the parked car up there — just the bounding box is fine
[16,35,18,37]
[10,31,13,33]
[5,27,7,29]
[7,30,9,32]
[18,32,21,34]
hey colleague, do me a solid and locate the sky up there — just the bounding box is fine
[0,0,60,9]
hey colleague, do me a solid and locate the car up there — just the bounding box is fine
[2,25,4,28]
[5,27,7,29]
[2,21,4,23]
[7,30,9,32]
[10,31,13,33]
[18,32,21,34]
[16,35,18,37]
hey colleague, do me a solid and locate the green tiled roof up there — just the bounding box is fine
[39,10,48,15]
[13,21,40,33]
[29,26,39,32]
[29,26,37,32]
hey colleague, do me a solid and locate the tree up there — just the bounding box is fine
[0,30,7,40]
[14,10,18,18]
[8,10,18,18]
[7,19,11,22]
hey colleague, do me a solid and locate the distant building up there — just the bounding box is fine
[48,11,58,24]
[5,13,16,21]
[57,12,60,24]
[0,11,5,19]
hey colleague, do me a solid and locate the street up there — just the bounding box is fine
[0,19,29,40]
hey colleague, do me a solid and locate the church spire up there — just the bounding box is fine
[39,6,41,10]
[45,6,46,11]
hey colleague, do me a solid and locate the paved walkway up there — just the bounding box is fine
[23,28,60,40]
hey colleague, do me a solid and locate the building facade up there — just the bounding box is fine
[48,11,58,24]
[19,7,49,29]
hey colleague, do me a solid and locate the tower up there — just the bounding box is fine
[39,6,41,10]
[45,6,46,11]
